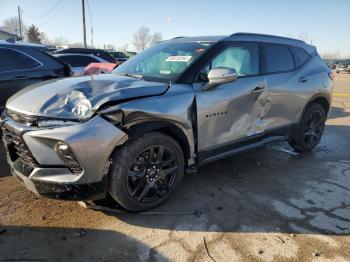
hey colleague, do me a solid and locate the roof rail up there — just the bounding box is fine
[172,36,186,39]
[230,32,305,43]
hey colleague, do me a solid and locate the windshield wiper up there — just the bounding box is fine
[115,72,143,79]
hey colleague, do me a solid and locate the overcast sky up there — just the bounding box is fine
[1,0,349,57]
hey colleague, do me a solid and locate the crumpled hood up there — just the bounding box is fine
[6,74,168,119]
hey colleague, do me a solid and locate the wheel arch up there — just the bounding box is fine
[125,120,193,168]
[299,93,331,123]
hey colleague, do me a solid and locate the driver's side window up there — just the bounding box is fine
[196,43,259,82]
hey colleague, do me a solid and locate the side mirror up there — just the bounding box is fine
[203,68,238,91]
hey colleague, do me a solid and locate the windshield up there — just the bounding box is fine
[113,41,215,81]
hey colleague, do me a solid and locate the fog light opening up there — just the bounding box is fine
[54,141,82,173]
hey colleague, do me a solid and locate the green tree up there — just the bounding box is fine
[26,25,41,44]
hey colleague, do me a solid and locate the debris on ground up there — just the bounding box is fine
[275,235,285,243]
[203,236,216,262]
[312,250,323,257]
[75,229,86,237]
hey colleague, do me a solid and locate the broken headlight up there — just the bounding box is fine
[67,91,92,119]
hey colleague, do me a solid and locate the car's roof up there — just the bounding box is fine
[0,40,48,51]
[167,33,316,55]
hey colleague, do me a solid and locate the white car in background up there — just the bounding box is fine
[54,53,110,75]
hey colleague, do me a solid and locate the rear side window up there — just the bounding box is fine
[290,46,310,67]
[263,44,294,73]
[0,48,41,72]
[58,55,99,67]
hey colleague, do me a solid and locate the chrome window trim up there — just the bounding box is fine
[0,47,44,74]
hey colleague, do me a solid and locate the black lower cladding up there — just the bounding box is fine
[33,175,108,200]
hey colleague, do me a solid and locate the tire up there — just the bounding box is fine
[108,132,184,212]
[288,103,326,152]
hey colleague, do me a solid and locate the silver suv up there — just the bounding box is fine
[1,33,333,211]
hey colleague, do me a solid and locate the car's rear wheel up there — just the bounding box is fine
[288,103,326,152]
[108,132,184,212]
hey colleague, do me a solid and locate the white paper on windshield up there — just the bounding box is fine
[166,56,192,62]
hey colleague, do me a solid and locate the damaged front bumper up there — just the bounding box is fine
[1,114,128,200]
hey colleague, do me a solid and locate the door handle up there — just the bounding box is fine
[251,86,265,94]
[299,77,310,83]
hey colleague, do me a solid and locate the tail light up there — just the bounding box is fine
[328,71,335,81]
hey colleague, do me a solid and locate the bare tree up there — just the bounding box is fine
[117,43,129,52]
[133,26,163,51]
[133,26,151,51]
[322,50,341,60]
[40,31,50,45]
[2,16,27,39]
[150,32,162,45]
[50,36,69,47]
[69,42,85,48]
[105,44,115,50]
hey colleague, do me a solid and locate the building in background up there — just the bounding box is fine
[0,27,22,41]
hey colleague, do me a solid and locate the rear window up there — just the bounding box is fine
[0,48,41,72]
[290,46,310,67]
[58,55,99,67]
[263,44,294,74]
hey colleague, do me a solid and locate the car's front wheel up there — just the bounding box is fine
[288,103,326,152]
[108,132,184,212]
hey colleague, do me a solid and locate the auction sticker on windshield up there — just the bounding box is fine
[166,56,192,62]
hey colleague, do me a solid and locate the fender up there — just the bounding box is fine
[99,91,197,166]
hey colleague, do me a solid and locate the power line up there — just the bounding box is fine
[38,0,71,26]
[22,0,62,19]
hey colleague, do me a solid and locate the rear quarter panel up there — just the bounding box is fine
[264,55,332,130]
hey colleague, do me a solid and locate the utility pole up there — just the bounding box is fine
[17,6,22,40]
[81,0,87,48]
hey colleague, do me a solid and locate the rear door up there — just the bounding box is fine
[262,43,311,130]
[194,42,269,162]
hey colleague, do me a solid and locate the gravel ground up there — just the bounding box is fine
[0,74,349,262]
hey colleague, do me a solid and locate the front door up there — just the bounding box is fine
[194,42,270,162]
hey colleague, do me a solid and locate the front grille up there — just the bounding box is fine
[2,126,37,177]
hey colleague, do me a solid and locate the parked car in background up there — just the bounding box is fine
[335,59,350,73]
[108,51,129,64]
[54,48,117,63]
[0,40,71,113]
[1,33,333,211]
[54,53,110,75]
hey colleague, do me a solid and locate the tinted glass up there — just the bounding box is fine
[59,55,98,67]
[263,44,294,73]
[196,43,259,81]
[0,48,41,72]
[290,46,310,67]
